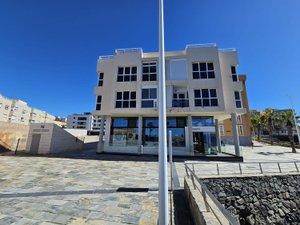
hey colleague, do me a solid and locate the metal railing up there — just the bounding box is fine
[185,161,300,176]
[185,163,240,225]
[115,48,143,54]
[184,161,300,225]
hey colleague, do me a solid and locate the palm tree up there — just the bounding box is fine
[282,111,296,153]
[261,108,275,145]
[250,112,262,140]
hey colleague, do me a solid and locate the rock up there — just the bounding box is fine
[278,209,285,217]
[237,198,245,205]
[204,175,300,225]
[246,215,255,225]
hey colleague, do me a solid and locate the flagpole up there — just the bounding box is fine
[158,0,168,224]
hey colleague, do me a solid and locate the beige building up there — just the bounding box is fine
[0,95,13,122]
[0,94,55,125]
[219,75,252,145]
[93,44,249,156]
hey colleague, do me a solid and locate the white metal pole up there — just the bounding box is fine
[168,130,173,225]
[158,0,168,224]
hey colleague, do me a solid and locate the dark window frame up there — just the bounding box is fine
[115,91,137,108]
[117,66,137,82]
[142,62,157,81]
[192,62,215,79]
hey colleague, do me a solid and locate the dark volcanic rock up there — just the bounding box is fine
[203,175,300,225]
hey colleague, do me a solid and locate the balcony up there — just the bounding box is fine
[172,99,189,108]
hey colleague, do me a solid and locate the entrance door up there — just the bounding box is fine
[30,134,41,154]
[193,132,204,154]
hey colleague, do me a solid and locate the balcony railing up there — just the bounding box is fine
[172,99,189,108]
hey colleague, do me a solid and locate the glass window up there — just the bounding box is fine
[192,117,214,126]
[96,95,102,110]
[110,117,138,146]
[194,89,218,107]
[192,62,215,79]
[98,72,104,86]
[115,91,136,108]
[231,66,238,82]
[142,62,157,81]
[141,88,157,108]
[234,91,242,108]
[117,66,137,82]
[142,117,186,147]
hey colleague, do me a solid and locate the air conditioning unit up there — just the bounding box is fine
[153,100,158,108]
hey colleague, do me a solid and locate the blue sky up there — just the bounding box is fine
[0,0,299,117]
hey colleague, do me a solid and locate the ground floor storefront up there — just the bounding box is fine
[96,114,245,156]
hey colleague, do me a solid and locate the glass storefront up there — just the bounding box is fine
[192,116,217,155]
[192,117,214,127]
[143,117,186,147]
[110,118,138,146]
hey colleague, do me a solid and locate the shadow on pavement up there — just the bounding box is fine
[173,189,195,225]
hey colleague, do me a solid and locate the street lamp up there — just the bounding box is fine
[158,0,168,224]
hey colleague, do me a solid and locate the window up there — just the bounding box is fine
[143,117,186,147]
[234,91,242,108]
[219,124,225,136]
[110,117,138,146]
[231,66,238,82]
[237,115,242,124]
[96,96,102,110]
[238,125,244,136]
[141,88,157,108]
[192,62,215,79]
[117,66,137,82]
[142,62,157,81]
[98,73,104,86]
[115,91,136,108]
[0,103,2,108]
[192,117,214,127]
[194,89,218,107]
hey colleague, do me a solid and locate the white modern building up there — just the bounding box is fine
[66,112,105,133]
[0,94,55,125]
[67,112,93,130]
[93,44,247,156]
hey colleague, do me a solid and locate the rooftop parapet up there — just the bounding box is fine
[115,48,143,54]
[186,43,217,49]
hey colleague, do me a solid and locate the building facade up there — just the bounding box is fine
[93,44,247,156]
[219,75,252,145]
[66,113,104,133]
[0,94,55,125]
[67,112,93,130]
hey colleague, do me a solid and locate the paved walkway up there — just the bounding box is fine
[0,142,299,224]
[0,156,162,225]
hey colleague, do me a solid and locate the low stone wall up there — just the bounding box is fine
[203,175,300,225]
[0,121,29,151]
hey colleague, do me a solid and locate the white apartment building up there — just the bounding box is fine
[66,112,104,133]
[0,94,55,125]
[0,95,13,122]
[93,44,246,156]
[67,112,94,130]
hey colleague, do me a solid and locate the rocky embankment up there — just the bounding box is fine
[204,175,300,225]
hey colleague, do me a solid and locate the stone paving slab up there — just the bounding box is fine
[1,142,299,224]
[0,156,161,224]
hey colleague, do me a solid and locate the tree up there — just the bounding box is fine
[282,111,296,153]
[261,108,275,145]
[250,112,262,140]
